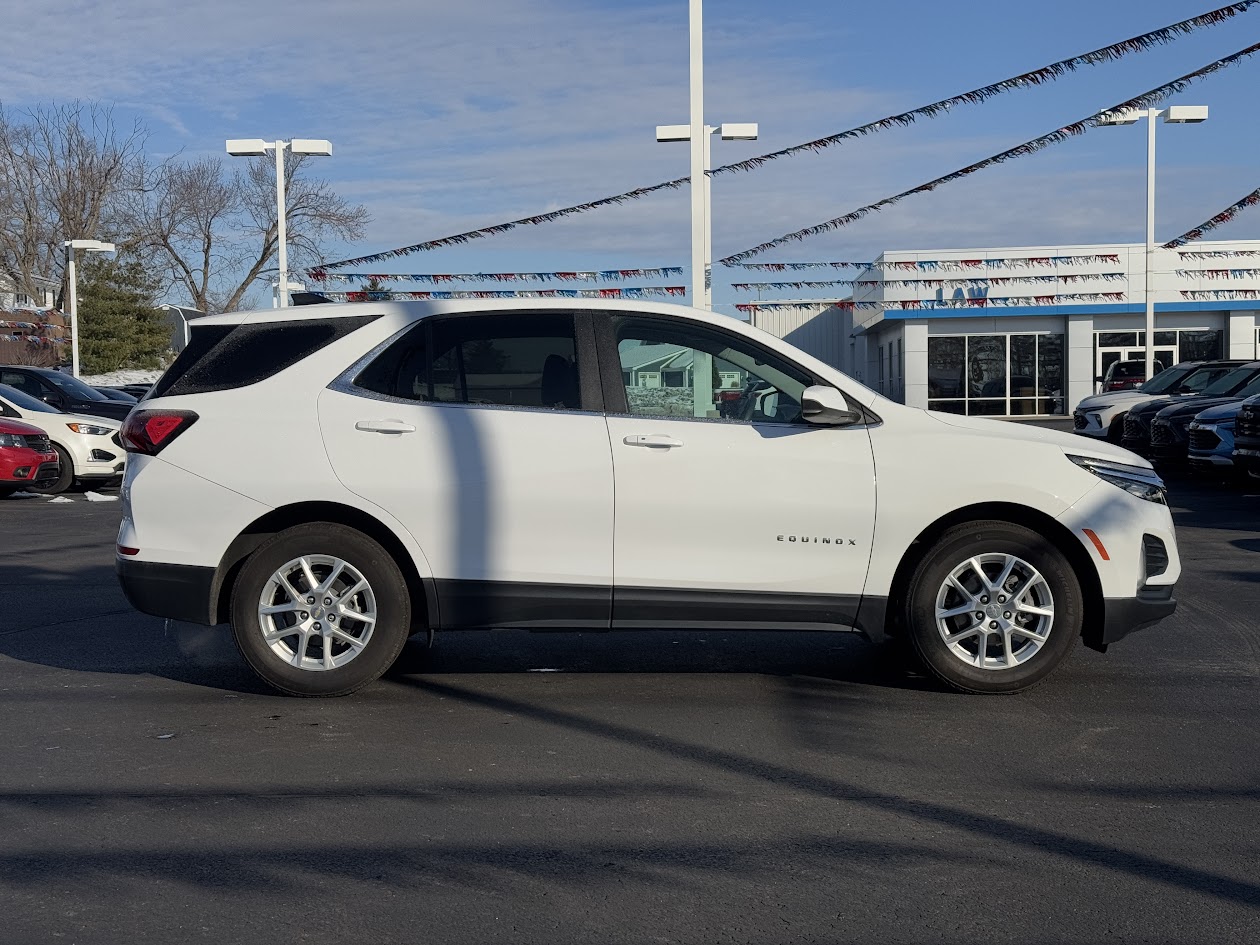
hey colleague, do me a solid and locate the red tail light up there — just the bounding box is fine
[120,410,199,455]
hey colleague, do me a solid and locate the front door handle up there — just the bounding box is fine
[355,419,416,435]
[623,434,683,449]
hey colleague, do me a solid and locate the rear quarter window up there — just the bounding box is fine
[151,316,379,398]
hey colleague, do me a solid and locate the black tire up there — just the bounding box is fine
[1107,415,1126,443]
[903,521,1081,694]
[229,523,412,697]
[26,444,74,495]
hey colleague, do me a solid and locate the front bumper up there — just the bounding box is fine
[1095,587,1177,649]
[116,556,217,625]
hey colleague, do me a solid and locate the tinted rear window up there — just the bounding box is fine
[152,316,379,398]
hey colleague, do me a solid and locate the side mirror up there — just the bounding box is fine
[801,385,862,426]
[1095,375,1104,383]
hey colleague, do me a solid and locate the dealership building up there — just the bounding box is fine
[747,238,1260,417]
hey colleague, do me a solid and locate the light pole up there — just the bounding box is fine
[1098,105,1208,380]
[656,0,757,312]
[63,239,116,377]
[225,138,333,308]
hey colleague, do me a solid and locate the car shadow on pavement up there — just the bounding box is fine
[0,551,940,697]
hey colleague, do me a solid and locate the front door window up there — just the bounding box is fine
[611,315,815,425]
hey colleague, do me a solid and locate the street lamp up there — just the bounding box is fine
[63,238,116,377]
[225,138,333,308]
[1098,104,1208,381]
[656,0,757,312]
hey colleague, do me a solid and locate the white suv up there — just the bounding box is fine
[115,301,1180,696]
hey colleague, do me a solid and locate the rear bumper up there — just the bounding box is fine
[1089,587,1177,650]
[116,556,217,625]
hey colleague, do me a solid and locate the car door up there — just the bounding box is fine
[599,312,878,630]
[318,310,614,630]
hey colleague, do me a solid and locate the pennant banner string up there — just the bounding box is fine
[307,4,1256,275]
[313,286,688,300]
[1162,184,1260,248]
[734,272,1129,292]
[308,268,683,284]
[710,1,1257,179]
[305,178,689,272]
[1181,289,1260,299]
[731,253,1125,271]
[730,261,874,270]
[718,41,1260,265]
[1177,249,1260,258]
[1174,267,1260,278]
[736,292,1128,312]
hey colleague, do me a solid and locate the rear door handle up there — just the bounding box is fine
[622,434,684,449]
[355,419,416,435]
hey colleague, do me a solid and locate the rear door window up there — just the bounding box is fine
[355,312,587,411]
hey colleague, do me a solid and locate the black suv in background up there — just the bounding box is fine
[1123,362,1260,458]
[0,366,134,422]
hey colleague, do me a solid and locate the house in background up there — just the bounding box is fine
[0,274,58,312]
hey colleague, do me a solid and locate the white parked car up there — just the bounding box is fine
[0,384,125,493]
[115,301,1180,696]
[1073,360,1241,442]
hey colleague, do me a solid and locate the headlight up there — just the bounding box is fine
[66,422,113,435]
[0,433,20,447]
[1067,454,1167,504]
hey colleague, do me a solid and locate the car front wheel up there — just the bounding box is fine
[26,445,74,495]
[904,521,1081,694]
[229,523,412,696]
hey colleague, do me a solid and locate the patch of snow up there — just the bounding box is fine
[83,491,118,502]
[80,369,163,387]
[44,495,74,504]
[7,491,39,498]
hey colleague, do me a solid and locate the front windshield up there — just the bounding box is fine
[1233,374,1260,400]
[1140,365,1193,394]
[1201,367,1260,397]
[1181,366,1234,392]
[0,383,61,414]
[41,371,108,401]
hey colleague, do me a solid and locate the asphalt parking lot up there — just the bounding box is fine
[1,476,1257,944]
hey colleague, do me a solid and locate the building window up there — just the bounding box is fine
[878,343,886,392]
[1094,328,1222,369]
[928,333,1065,416]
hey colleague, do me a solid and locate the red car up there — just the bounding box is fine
[0,417,60,497]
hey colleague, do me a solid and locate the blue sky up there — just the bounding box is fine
[3,0,1259,314]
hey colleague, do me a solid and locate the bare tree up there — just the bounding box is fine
[127,152,368,313]
[0,102,147,300]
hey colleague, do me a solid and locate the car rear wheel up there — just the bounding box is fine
[25,445,73,495]
[230,523,412,696]
[904,521,1081,694]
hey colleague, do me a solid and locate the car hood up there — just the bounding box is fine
[1129,394,1195,418]
[926,411,1149,467]
[70,400,133,422]
[1155,397,1239,422]
[1075,390,1154,411]
[1192,401,1243,423]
